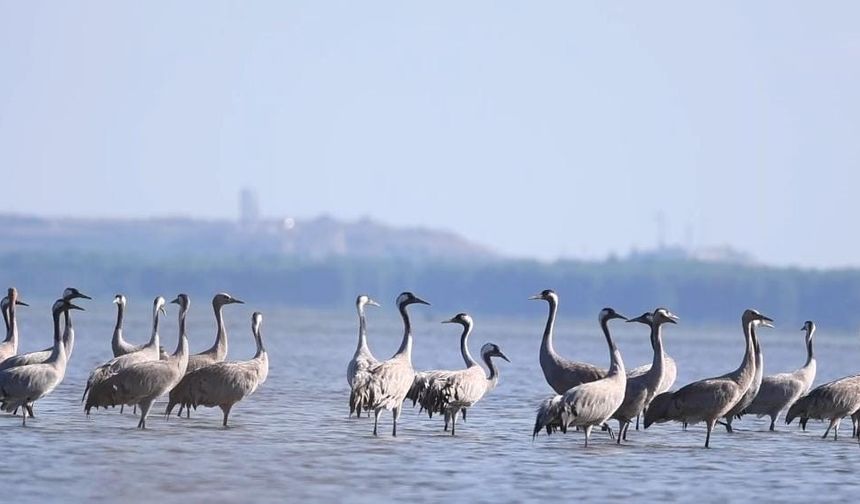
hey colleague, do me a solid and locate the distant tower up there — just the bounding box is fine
[239,188,260,226]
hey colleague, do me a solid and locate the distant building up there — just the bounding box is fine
[239,188,260,226]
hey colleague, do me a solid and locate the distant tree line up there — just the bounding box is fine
[1,251,859,329]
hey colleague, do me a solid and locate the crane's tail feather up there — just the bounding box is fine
[533,395,565,438]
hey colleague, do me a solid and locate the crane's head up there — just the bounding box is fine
[599,307,627,324]
[113,294,127,306]
[626,312,653,325]
[742,309,773,328]
[62,287,91,301]
[653,308,679,325]
[801,320,816,335]
[53,298,85,315]
[153,296,167,316]
[481,342,510,362]
[213,292,244,308]
[442,312,473,328]
[528,289,558,304]
[396,292,430,308]
[356,295,380,309]
[170,293,190,310]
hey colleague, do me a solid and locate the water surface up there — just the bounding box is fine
[3,300,860,502]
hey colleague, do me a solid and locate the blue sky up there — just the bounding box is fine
[1,2,858,267]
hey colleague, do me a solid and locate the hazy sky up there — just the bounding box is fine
[1,2,858,267]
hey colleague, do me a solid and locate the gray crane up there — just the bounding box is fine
[83,296,166,405]
[164,311,268,427]
[533,308,628,447]
[644,309,773,448]
[721,314,771,431]
[785,362,860,441]
[530,290,607,394]
[0,288,28,363]
[85,294,190,428]
[347,294,380,417]
[166,292,243,418]
[612,308,679,443]
[410,313,509,435]
[350,291,430,436]
[0,298,84,425]
[743,321,816,431]
[110,294,143,357]
[2,288,89,417]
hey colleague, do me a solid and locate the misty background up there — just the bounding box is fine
[1,2,859,327]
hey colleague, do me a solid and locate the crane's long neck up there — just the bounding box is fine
[253,325,265,359]
[149,305,161,350]
[7,297,18,350]
[804,328,815,366]
[175,303,188,357]
[734,319,756,387]
[482,352,500,386]
[355,304,369,353]
[174,322,189,376]
[650,322,665,379]
[459,322,477,367]
[63,309,76,357]
[48,307,65,363]
[112,302,125,349]
[601,318,624,376]
[752,325,763,379]
[394,302,413,359]
[211,301,228,359]
[2,303,9,339]
[540,298,558,357]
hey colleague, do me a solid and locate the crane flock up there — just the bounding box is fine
[1,285,859,450]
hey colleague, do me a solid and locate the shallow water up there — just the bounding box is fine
[3,300,860,502]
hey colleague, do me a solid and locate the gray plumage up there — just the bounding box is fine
[531,290,607,394]
[533,308,628,447]
[410,313,509,435]
[350,292,430,436]
[82,296,166,404]
[166,312,268,427]
[786,373,860,440]
[643,309,773,448]
[612,308,679,443]
[743,321,817,430]
[166,292,243,417]
[85,294,190,428]
[347,295,380,416]
[0,298,83,425]
[721,320,769,431]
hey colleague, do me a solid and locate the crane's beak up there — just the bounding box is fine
[441,316,457,324]
[231,298,245,304]
[528,294,542,300]
[614,313,628,321]
[68,303,85,311]
[497,350,511,363]
[159,306,167,316]
[413,297,430,306]
[170,297,182,305]
[626,314,648,324]
[667,314,679,324]
[77,293,92,300]
[367,299,381,308]
[113,296,121,305]
[15,300,28,307]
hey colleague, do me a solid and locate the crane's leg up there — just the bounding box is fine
[451,409,457,436]
[138,400,153,429]
[683,422,688,431]
[635,414,640,431]
[462,409,467,422]
[221,404,232,427]
[583,425,592,447]
[21,404,27,427]
[372,408,381,436]
[601,422,615,440]
[120,405,124,414]
[769,415,776,432]
[444,412,450,432]
[705,418,716,448]
[27,403,35,418]
[616,420,624,445]
[823,418,839,440]
[800,417,807,431]
[392,406,401,437]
